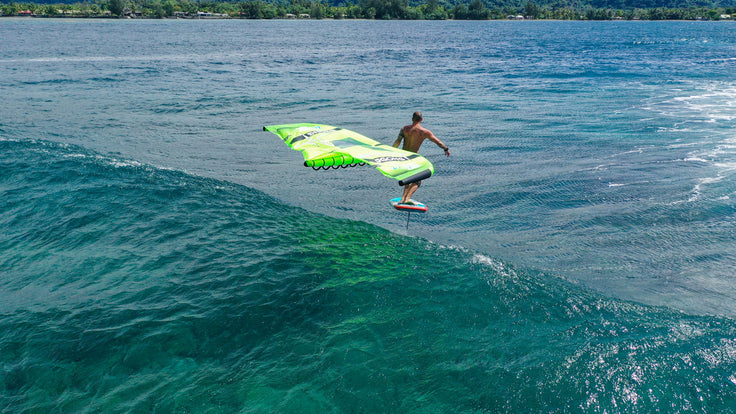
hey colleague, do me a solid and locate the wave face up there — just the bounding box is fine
[3,140,736,412]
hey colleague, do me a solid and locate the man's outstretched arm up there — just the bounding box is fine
[426,132,450,156]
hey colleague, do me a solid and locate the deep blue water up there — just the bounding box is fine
[2,18,736,412]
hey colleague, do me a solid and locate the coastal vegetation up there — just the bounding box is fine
[1,0,734,20]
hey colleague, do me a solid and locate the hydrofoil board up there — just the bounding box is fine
[390,197,428,213]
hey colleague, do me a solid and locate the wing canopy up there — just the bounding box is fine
[263,123,434,185]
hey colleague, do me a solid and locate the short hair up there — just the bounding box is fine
[412,111,423,122]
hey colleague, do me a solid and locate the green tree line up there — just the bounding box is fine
[1,0,734,20]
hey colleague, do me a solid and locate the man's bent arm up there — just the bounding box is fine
[393,130,404,148]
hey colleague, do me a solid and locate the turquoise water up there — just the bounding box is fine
[3,19,736,412]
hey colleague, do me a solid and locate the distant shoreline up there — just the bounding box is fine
[1,1,734,22]
[1,15,734,21]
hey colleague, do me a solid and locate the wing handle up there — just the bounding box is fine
[398,169,432,186]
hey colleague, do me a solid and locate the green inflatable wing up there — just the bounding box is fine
[263,123,434,186]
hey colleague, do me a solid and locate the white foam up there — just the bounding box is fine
[95,154,143,169]
[472,253,504,271]
[683,156,708,163]
[646,82,736,122]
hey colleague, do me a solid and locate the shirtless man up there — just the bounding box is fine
[392,111,450,204]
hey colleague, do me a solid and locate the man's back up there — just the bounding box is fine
[399,124,432,153]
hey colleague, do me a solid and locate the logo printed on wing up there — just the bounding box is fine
[373,156,409,163]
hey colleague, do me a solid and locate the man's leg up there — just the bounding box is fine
[400,181,421,203]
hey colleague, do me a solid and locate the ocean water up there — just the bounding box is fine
[2,18,736,412]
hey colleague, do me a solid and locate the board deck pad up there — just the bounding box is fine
[390,198,428,213]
